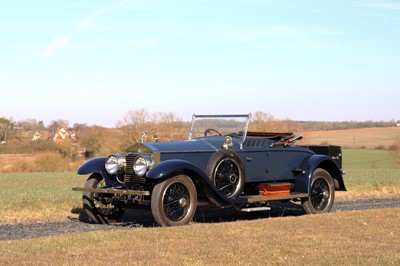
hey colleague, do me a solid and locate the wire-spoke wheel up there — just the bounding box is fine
[151,175,197,226]
[82,174,125,224]
[206,150,244,198]
[302,168,335,214]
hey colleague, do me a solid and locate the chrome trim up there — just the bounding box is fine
[133,154,154,177]
[188,113,251,141]
[223,136,233,150]
[141,130,148,143]
[241,113,251,149]
[105,154,126,175]
[72,187,150,196]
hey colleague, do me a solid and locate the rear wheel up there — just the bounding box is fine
[82,174,125,224]
[302,168,335,214]
[151,175,197,227]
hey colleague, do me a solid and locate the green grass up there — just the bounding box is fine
[339,149,400,197]
[0,173,86,223]
[343,149,397,169]
[1,149,399,223]
[342,169,400,195]
[1,151,400,265]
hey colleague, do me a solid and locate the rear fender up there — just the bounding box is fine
[295,155,346,194]
[147,159,245,206]
[77,157,114,186]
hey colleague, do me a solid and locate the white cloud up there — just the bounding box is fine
[32,35,71,57]
[205,25,344,47]
[75,0,130,33]
[33,0,130,57]
[363,3,400,10]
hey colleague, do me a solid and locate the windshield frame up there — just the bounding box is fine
[188,114,251,146]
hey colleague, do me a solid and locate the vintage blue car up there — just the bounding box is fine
[73,114,346,226]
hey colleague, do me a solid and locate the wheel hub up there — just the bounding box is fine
[229,174,238,184]
[179,198,187,208]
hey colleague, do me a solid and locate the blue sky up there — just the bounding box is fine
[1,0,399,127]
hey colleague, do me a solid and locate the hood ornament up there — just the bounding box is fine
[141,130,148,143]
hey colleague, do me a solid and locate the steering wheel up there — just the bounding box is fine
[204,128,222,136]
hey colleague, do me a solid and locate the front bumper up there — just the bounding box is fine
[72,187,150,196]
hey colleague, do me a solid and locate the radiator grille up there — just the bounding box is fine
[124,154,146,184]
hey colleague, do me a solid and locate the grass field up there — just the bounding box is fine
[0,173,86,224]
[344,149,397,169]
[1,148,400,265]
[0,149,400,224]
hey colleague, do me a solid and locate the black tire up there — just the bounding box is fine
[82,173,125,224]
[302,168,335,214]
[151,175,197,227]
[205,150,244,199]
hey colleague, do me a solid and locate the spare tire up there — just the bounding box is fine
[205,150,245,199]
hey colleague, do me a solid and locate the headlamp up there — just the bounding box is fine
[105,154,126,175]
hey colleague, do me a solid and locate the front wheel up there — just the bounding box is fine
[302,168,335,214]
[151,175,197,227]
[82,173,125,224]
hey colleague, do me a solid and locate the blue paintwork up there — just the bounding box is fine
[144,135,345,192]
[146,159,247,206]
[77,157,115,186]
[77,132,345,202]
[294,154,344,193]
[146,159,205,180]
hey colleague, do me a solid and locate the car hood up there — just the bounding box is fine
[125,138,222,154]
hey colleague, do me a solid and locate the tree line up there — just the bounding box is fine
[1,109,398,158]
[298,120,397,131]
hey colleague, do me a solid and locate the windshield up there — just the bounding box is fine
[188,114,251,140]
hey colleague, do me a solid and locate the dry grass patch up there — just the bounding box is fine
[301,127,400,149]
[0,153,84,173]
[1,208,399,265]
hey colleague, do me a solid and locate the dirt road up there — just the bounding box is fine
[1,196,399,241]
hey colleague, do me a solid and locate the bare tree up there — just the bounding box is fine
[117,109,186,143]
[159,112,188,140]
[0,117,13,142]
[249,111,276,132]
[249,111,302,133]
[48,119,69,134]
[17,119,38,131]
[117,108,152,144]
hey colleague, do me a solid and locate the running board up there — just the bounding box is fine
[241,192,309,204]
[72,187,150,196]
[241,206,271,212]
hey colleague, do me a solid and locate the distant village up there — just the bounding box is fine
[31,127,77,143]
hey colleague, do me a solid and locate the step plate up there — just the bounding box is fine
[241,206,271,212]
[242,192,309,204]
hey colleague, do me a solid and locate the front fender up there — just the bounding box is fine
[147,159,246,207]
[295,154,345,194]
[146,159,205,180]
[77,157,114,185]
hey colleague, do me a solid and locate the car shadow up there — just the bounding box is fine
[72,202,306,228]
[194,202,305,225]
